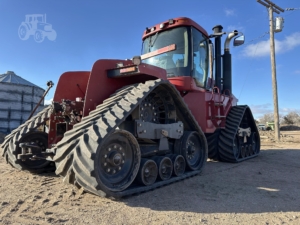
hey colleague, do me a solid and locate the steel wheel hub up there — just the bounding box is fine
[187,142,196,159]
[144,168,150,177]
[175,131,204,171]
[102,143,126,175]
[140,102,159,123]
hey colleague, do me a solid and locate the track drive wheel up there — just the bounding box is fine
[94,130,141,192]
[175,131,206,171]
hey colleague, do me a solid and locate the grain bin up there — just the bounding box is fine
[0,71,45,134]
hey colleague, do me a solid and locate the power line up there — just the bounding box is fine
[285,7,300,11]
[244,31,269,45]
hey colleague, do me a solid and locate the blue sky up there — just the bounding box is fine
[0,0,299,120]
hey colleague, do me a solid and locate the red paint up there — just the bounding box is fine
[142,17,209,40]
[169,76,237,133]
[83,59,167,116]
[53,71,90,102]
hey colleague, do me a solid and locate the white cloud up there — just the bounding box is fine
[250,103,273,115]
[294,70,300,74]
[250,103,300,119]
[242,32,300,57]
[225,9,235,16]
[242,39,269,57]
[44,98,53,105]
[280,108,300,114]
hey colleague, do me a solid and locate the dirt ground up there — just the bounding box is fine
[0,131,299,225]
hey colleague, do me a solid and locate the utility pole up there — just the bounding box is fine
[257,0,284,142]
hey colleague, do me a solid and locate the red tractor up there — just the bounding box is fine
[1,17,260,198]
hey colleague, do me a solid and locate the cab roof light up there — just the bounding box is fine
[169,19,174,25]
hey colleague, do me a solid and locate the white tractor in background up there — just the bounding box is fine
[18,14,57,43]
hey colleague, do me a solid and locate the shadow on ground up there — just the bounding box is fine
[120,148,300,214]
[0,146,299,215]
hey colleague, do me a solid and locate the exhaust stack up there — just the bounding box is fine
[222,31,241,95]
[212,25,224,92]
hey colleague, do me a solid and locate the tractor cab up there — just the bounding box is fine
[141,18,210,89]
[25,14,45,24]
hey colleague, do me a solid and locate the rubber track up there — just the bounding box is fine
[0,106,53,172]
[53,79,208,198]
[205,129,221,160]
[218,105,260,162]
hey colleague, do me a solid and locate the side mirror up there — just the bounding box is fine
[233,35,245,46]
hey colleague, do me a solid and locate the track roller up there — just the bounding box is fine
[167,154,185,177]
[152,156,173,181]
[136,158,158,186]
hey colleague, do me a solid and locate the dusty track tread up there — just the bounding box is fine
[0,106,54,172]
[54,79,208,198]
[218,105,260,162]
[205,129,221,160]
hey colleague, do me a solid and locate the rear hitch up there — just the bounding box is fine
[18,142,54,161]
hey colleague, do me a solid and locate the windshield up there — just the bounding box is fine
[142,27,190,78]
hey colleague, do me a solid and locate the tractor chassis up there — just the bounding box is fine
[18,142,54,161]
[17,120,184,162]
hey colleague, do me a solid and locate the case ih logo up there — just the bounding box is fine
[18,14,57,43]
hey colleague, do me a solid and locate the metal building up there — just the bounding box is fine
[0,71,45,134]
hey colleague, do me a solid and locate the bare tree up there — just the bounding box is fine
[283,111,300,125]
[259,113,274,124]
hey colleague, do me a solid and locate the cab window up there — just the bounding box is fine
[192,27,208,88]
[142,27,190,78]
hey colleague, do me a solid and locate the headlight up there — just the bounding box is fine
[132,56,141,65]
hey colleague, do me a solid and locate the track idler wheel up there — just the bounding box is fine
[232,134,241,160]
[152,156,173,181]
[175,131,206,171]
[167,154,185,177]
[250,132,259,155]
[95,130,141,192]
[136,158,158,186]
[17,132,51,169]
